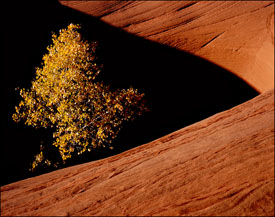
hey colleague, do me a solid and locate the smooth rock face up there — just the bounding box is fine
[60,1,274,93]
[1,90,274,216]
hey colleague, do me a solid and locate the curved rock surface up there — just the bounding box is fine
[60,1,274,93]
[1,90,274,216]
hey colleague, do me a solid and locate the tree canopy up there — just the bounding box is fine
[13,24,147,171]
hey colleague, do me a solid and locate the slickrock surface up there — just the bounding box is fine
[1,90,274,216]
[60,1,274,93]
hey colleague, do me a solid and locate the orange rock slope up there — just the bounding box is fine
[60,1,274,93]
[1,89,274,216]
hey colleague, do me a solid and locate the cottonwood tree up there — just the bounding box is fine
[13,24,147,171]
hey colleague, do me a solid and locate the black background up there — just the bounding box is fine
[2,0,258,186]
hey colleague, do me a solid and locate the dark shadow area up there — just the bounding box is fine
[2,0,258,185]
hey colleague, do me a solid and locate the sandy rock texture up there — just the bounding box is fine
[1,89,274,216]
[60,1,274,93]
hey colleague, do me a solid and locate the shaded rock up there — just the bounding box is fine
[61,1,274,93]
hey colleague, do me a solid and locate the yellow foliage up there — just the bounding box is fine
[13,24,147,170]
